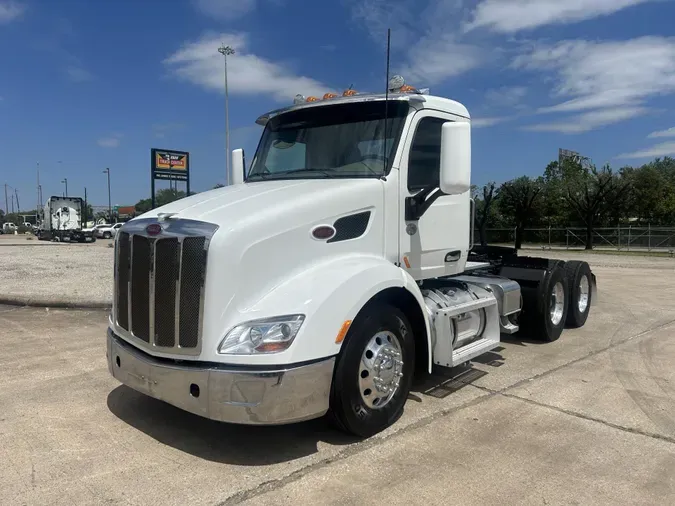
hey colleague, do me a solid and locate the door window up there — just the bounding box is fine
[407,117,447,192]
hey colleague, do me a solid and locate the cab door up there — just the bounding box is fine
[398,110,470,280]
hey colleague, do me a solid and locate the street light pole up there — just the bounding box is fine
[61,178,68,197]
[103,168,112,223]
[217,44,235,185]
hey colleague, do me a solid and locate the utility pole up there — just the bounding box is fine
[11,194,14,214]
[4,183,8,214]
[103,168,112,223]
[14,189,20,212]
[61,178,68,197]
[218,43,235,185]
[37,162,40,213]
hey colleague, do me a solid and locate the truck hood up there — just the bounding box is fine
[136,179,383,229]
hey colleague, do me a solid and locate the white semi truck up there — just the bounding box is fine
[38,196,95,242]
[107,79,597,437]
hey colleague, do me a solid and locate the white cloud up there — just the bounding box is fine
[98,134,122,148]
[466,0,654,33]
[513,37,675,114]
[0,1,25,24]
[350,0,483,86]
[523,107,650,134]
[401,34,483,85]
[193,0,256,19]
[164,32,329,102]
[485,86,527,107]
[66,66,93,82]
[152,122,185,139]
[616,141,675,159]
[648,127,675,139]
[472,117,509,128]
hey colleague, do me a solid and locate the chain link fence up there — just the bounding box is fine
[474,227,675,252]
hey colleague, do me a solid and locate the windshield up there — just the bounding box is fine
[247,100,408,181]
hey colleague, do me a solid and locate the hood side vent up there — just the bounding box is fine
[328,211,371,243]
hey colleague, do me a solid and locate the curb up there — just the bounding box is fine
[0,296,112,310]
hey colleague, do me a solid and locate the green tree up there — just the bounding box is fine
[472,182,498,246]
[555,160,629,249]
[497,176,543,249]
[622,157,675,226]
[135,188,187,214]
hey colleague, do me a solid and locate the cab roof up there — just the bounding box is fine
[255,92,471,126]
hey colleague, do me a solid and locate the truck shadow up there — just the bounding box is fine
[106,385,358,466]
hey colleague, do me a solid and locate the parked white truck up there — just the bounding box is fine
[38,196,95,242]
[107,79,597,437]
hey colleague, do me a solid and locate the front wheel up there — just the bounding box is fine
[329,303,415,438]
[103,232,112,239]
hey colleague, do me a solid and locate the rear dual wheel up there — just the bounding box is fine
[329,303,415,438]
[564,260,592,328]
[521,264,569,342]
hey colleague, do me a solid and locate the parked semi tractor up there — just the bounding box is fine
[107,78,597,437]
[38,196,95,242]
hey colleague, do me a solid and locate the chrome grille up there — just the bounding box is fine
[114,218,218,355]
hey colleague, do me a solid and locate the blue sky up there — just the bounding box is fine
[1,0,675,210]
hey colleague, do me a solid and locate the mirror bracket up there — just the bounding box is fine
[405,186,444,221]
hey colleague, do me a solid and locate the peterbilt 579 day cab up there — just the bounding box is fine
[107,79,597,437]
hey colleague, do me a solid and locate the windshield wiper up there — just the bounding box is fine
[270,168,335,178]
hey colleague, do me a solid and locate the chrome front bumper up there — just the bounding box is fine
[107,329,335,425]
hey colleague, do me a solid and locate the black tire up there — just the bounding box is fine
[564,261,592,328]
[329,303,415,438]
[104,232,112,239]
[520,264,569,342]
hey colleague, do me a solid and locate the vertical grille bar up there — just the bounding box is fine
[116,232,130,330]
[128,234,134,332]
[154,238,180,347]
[148,239,156,345]
[174,239,183,348]
[179,237,206,348]
[131,235,152,342]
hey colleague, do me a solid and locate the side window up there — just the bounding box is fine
[407,117,446,192]
[265,140,306,173]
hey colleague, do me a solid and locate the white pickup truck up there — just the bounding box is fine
[107,78,596,437]
[95,223,122,239]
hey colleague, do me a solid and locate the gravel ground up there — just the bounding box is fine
[0,236,113,307]
[1,233,673,307]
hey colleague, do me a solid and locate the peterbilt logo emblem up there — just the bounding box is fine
[146,223,162,236]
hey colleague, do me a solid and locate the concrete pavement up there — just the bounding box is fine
[0,261,674,505]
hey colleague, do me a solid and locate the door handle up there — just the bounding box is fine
[445,250,461,263]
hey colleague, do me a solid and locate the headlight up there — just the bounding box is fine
[218,315,305,354]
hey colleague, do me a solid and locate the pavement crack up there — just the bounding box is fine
[503,392,675,446]
[499,318,675,395]
[217,318,675,504]
[216,388,494,505]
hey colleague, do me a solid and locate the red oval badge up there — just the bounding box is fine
[146,223,162,236]
[311,225,336,240]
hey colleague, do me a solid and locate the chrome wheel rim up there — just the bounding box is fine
[578,275,590,313]
[358,331,403,409]
[549,281,565,326]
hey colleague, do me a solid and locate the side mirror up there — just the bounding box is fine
[439,121,471,195]
[231,148,246,185]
